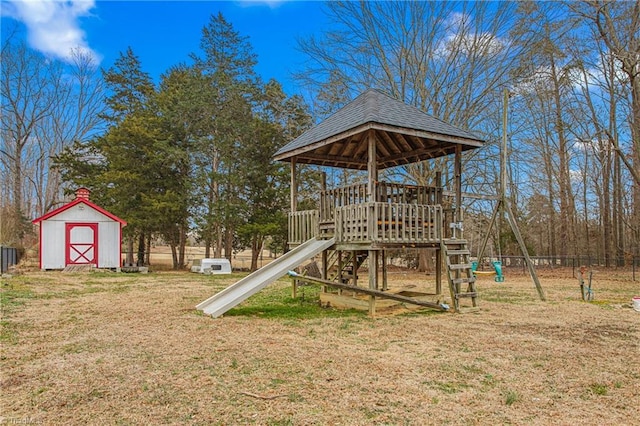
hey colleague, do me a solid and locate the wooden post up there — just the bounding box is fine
[337,251,343,294]
[505,202,547,301]
[352,250,359,286]
[501,88,508,201]
[290,158,297,213]
[454,144,462,224]
[382,250,388,291]
[321,250,328,280]
[368,250,378,316]
[367,131,377,202]
[435,171,442,294]
[367,131,378,315]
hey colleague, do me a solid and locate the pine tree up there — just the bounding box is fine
[101,47,155,123]
[190,13,260,262]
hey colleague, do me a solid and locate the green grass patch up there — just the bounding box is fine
[0,282,35,313]
[504,389,520,406]
[588,383,608,396]
[1,281,36,343]
[424,380,470,394]
[224,281,366,319]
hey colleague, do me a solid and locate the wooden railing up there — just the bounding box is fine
[320,182,442,221]
[335,202,443,244]
[292,182,447,245]
[319,183,369,222]
[288,210,318,245]
[377,182,442,205]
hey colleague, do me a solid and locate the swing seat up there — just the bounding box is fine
[471,261,505,282]
[474,270,496,276]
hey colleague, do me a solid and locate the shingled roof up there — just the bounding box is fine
[274,89,484,170]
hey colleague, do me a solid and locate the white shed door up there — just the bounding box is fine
[65,223,98,266]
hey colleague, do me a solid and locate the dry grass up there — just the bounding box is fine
[1,267,639,425]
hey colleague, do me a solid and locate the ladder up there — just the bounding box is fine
[442,239,478,312]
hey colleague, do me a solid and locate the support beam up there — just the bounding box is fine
[435,171,442,294]
[367,131,379,315]
[290,158,297,213]
[288,271,449,311]
[454,144,462,223]
[505,202,547,301]
[352,250,359,286]
[367,130,377,201]
[436,249,442,295]
[382,250,388,291]
[368,250,378,316]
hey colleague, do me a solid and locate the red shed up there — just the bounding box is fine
[32,188,127,270]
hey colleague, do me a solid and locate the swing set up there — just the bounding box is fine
[466,89,545,299]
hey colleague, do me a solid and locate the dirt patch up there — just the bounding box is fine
[1,269,639,425]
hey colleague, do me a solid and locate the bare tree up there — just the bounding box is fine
[510,2,582,258]
[1,37,105,246]
[30,49,106,216]
[1,40,58,243]
[573,0,640,257]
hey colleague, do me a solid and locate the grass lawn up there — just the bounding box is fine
[1,267,639,425]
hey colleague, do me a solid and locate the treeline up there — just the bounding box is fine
[296,1,639,266]
[2,2,639,268]
[2,14,313,270]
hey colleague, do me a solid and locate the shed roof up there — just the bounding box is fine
[274,89,484,170]
[32,198,127,225]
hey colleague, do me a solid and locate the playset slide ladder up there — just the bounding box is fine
[442,239,478,312]
[196,237,335,318]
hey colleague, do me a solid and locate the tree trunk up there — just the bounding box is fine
[215,225,223,258]
[170,244,178,269]
[126,236,134,266]
[550,54,577,257]
[250,236,261,272]
[137,232,145,266]
[224,228,233,264]
[145,234,151,266]
[614,153,624,266]
[204,236,211,258]
[417,249,432,273]
[178,225,186,270]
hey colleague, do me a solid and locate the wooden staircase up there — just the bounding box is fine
[442,239,478,312]
[327,250,369,285]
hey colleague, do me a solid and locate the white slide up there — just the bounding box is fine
[196,238,335,317]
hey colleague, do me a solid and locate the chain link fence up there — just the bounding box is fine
[476,255,639,281]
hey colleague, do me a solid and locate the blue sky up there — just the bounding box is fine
[1,0,329,95]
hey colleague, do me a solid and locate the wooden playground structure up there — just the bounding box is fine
[274,89,490,314]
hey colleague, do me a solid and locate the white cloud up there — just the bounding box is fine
[434,12,505,59]
[236,0,284,9]
[2,0,100,64]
